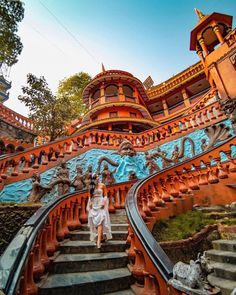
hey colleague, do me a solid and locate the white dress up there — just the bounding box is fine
[87,187,112,242]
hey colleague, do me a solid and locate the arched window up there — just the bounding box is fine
[123,85,133,97]
[105,84,118,97]
[92,89,100,101]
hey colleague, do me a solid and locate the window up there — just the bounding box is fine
[123,85,133,97]
[105,84,118,97]
[130,112,137,118]
[109,112,118,118]
[92,89,100,101]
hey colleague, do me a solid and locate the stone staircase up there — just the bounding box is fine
[207,239,236,295]
[38,209,135,295]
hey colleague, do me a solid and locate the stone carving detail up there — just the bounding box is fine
[128,171,138,181]
[204,123,232,150]
[55,160,70,195]
[101,163,116,185]
[71,165,85,191]
[169,252,220,295]
[28,173,51,202]
[116,139,136,157]
[84,164,93,189]
[144,151,161,174]
[220,99,236,133]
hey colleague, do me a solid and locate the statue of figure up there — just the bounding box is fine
[71,165,85,191]
[28,172,51,202]
[144,151,160,174]
[170,252,218,294]
[101,163,116,185]
[201,138,207,152]
[171,145,180,164]
[220,98,236,133]
[84,164,93,189]
[56,160,70,195]
[128,171,138,181]
[116,139,136,157]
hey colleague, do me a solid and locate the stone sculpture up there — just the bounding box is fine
[101,163,116,185]
[144,151,160,174]
[169,252,220,295]
[84,164,93,189]
[204,123,231,150]
[28,172,51,203]
[128,171,138,181]
[55,160,70,195]
[71,165,85,191]
[220,98,236,133]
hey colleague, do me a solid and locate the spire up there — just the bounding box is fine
[102,63,106,72]
[194,8,205,20]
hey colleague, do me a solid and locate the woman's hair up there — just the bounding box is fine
[89,174,97,197]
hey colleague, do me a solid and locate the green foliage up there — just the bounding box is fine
[0,0,24,66]
[18,72,92,141]
[57,72,92,119]
[152,211,216,241]
[18,74,73,141]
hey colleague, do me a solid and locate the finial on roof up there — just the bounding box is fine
[194,8,205,20]
[102,63,106,72]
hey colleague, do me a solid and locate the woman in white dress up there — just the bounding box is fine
[87,174,112,248]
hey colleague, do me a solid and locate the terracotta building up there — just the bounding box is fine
[0,9,236,295]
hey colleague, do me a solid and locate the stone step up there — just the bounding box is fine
[207,249,236,264]
[110,216,128,224]
[69,231,127,241]
[38,268,134,295]
[60,240,127,254]
[212,239,236,252]
[80,224,129,231]
[210,261,236,280]
[208,274,236,295]
[50,252,128,274]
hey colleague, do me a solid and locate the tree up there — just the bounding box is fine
[18,72,92,141]
[18,74,73,141]
[57,72,92,119]
[0,0,24,67]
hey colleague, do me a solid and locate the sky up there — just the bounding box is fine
[4,0,236,116]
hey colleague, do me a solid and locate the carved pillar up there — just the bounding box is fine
[198,37,209,56]
[181,88,190,107]
[162,98,169,116]
[212,23,225,44]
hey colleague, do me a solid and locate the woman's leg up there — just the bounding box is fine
[97,224,103,248]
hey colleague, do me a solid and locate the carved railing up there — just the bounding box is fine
[0,104,36,134]
[0,181,132,295]
[0,136,235,295]
[147,62,204,98]
[125,136,236,294]
[0,101,225,187]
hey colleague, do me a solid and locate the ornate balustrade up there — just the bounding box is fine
[0,101,225,188]
[125,136,236,294]
[147,62,204,99]
[0,104,36,134]
[0,137,235,295]
[0,181,133,295]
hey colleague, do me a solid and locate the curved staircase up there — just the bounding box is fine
[207,239,236,295]
[38,209,135,295]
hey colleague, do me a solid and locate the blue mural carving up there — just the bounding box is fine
[0,119,234,203]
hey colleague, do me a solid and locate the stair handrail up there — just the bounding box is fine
[125,135,236,293]
[0,180,132,295]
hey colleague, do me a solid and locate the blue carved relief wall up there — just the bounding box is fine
[0,119,234,203]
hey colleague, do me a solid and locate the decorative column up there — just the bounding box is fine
[100,83,105,104]
[198,37,209,56]
[212,23,225,44]
[181,88,190,107]
[118,83,125,102]
[196,45,205,65]
[162,98,169,116]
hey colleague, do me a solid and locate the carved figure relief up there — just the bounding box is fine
[28,172,51,203]
[144,151,160,174]
[220,99,236,133]
[71,165,85,191]
[101,163,116,185]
